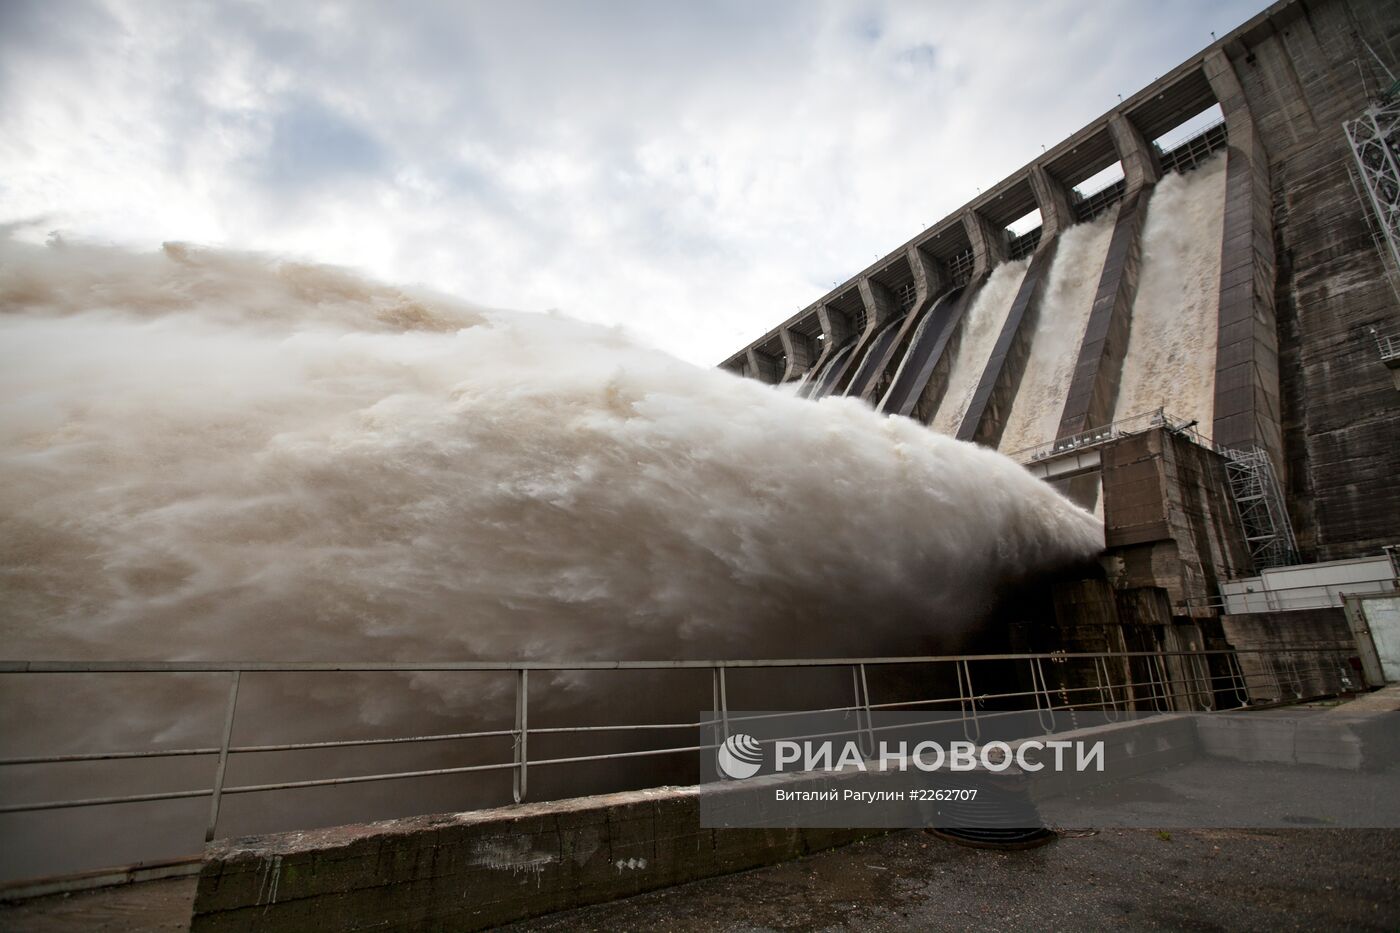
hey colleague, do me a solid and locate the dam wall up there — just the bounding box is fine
[722,0,1400,566]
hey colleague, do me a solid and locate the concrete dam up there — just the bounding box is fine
[711,0,1400,774]
[5,0,1400,928]
[723,0,1400,577]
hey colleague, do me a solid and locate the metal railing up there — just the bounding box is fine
[1074,177,1127,223]
[947,249,976,287]
[896,280,918,312]
[1186,579,1399,614]
[0,646,1360,849]
[1373,328,1400,363]
[1007,226,1042,261]
[1006,408,1174,464]
[1157,119,1228,175]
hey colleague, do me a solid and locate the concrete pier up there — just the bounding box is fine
[956,236,1061,447]
[1056,113,1161,445]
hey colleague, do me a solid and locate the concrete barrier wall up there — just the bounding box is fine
[190,786,885,932]
[191,701,1400,931]
[190,715,1197,932]
[1015,715,1199,801]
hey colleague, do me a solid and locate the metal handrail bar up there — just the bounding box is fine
[0,724,709,768]
[1154,116,1226,154]
[1183,580,1399,610]
[0,646,1356,828]
[0,747,222,766]
[0,646,1329,674]
[0,790,215,815]
[1005,408,1174,463]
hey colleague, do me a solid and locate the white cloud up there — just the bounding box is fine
[0,0,1265,365]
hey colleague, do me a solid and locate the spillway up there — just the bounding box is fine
[804,341,855,399]
[843,316,906,399]
[930,259,1028,436]
[878,289,961,416]
[996,213,1117,455]
[1112,154,1227,432]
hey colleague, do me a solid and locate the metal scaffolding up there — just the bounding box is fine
[1222,446,1298,571]
[1345,94,1400,280]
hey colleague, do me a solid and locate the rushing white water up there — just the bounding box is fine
[997,213,1117,456]
[1113,155,1227,432]
[0,237,1103,668]
[930,258,1029,436]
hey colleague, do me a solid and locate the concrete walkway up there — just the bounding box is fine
[506,827,1400,932]
[4,825,1397,932]
[0,875,195,932]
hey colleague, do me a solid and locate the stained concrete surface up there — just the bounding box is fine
[5,825,1397,932]
[8,743,1400,931]
[0,875,195,932]
[507,827,1400,932]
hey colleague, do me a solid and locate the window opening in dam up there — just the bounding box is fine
[1160,121,1228,175]
[1073,160,1125,202]
[1073,161,1127,223]
[1155,104,1228,176]
[948,248,975,286]
[1006,207,1042,238]
[1152,103,1224,153]
[1008,226,1043,261]
[1075,179,1127,223]
[1006,208,1043,261]
[897,280,918,312]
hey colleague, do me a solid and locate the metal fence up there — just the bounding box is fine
[1374,328,1400,363]
[1074,177,1127,223]
[947,248,976,287]
[1157,119,1228,175]
[1006,407,1173,464]
[0,645,1361,849]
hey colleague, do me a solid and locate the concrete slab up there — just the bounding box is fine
[505,824,1400,933]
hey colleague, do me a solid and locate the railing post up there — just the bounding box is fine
[512,669,528,804]
[1094,656,1120,721]
[716,667,730,743]
[852,664,874,757]
[1266,656,1284,703]
[1227,651,1251,707]
[1030,657,1055,732]
[1192,651,1213,711]
[957,659,981,741]
[1152,652,1174,711]
[205,670,242,843]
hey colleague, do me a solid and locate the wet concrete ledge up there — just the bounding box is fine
[190,695,1400,931]
[190,782,885,932]
[190,714,1200,932]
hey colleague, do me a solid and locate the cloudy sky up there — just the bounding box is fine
[0,0,1264,365]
